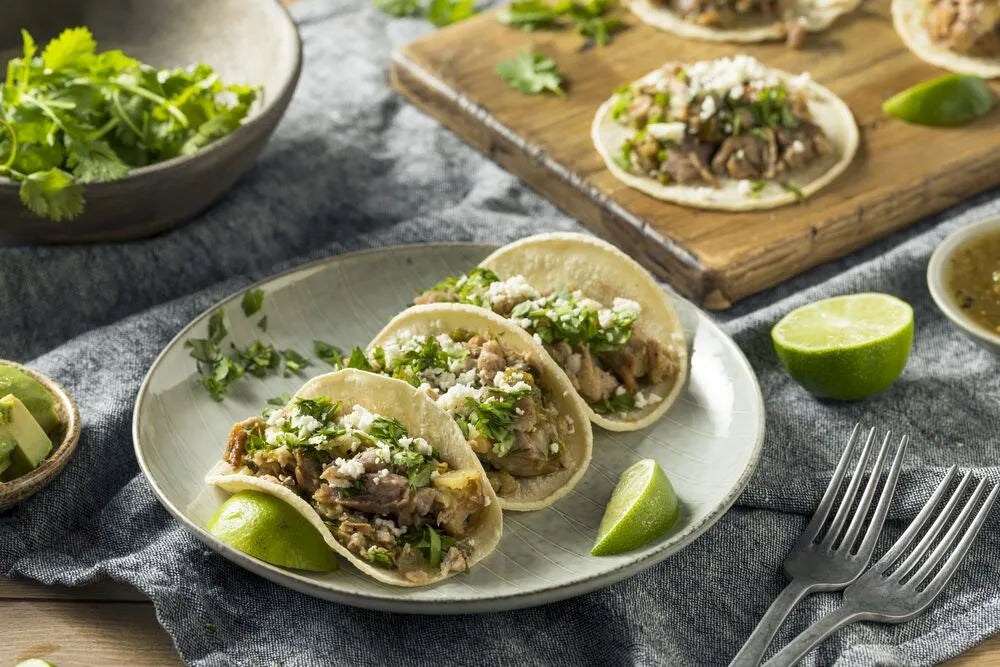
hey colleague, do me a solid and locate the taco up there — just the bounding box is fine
[361,304,594,511]
[892,0,1000,78]
[626,0,862,47]
[592,55,859,211]
[206,369,502,587]
[413,233,688,432]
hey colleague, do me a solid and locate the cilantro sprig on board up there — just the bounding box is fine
[499,0,624,46]
[495,51,565,97]
[371,0,477,26]
[0,27,257,221]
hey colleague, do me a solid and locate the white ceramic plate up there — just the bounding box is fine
[133,243,765,613]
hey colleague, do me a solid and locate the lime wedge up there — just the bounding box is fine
[207,491,339,572]
[883,74,996,126]
[772,293,913,401]
[16,660,57,667]
[592,459,680,556]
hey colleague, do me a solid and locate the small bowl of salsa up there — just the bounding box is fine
[928,215,1000,354]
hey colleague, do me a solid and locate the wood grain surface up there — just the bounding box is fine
[1,576,997,665]
[391,4,1000,309]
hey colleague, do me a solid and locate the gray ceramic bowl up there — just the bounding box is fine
[0,0,301,244]
[927,215,1000,354]
[0,360,81,512]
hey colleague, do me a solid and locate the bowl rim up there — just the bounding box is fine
[926,214,1000,350]
[0,0,302,191]
[0,359,81,505]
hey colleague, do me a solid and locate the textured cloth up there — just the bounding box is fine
[2,1,1000,665]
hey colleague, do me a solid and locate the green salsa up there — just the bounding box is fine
[947,228,1000,336]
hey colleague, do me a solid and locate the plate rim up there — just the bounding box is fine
[132,242,766,613]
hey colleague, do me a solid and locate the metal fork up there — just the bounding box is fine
[763,466,1000,667]
[730,425,909,666]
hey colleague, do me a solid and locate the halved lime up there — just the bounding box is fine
[207,491,339,572]
[772,293,913,401]
[592,459,680,556]
[16,660,57,667]
[883,74,996,126]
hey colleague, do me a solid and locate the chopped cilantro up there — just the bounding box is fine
[421,268,500,307]
[401,525,455,569]
[465,385,533,457]
[281,349,311,377]
[314,340,345,368]
[510,288,637,352]
[496,51,565,97]
[257,316,268,332]
[591,391,636,414]
[208,309,227,345]
[241,289,265,317]
[407,460,436,490]
[780,182,805,203]
[233,340,280,378]
[346,347,374,372]
[369,417,408,444]
[499,0,623,46]
[427,0,476,26]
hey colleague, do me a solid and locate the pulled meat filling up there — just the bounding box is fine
[223,398,486,583]
[415,271,679,415]
[612,61,834,187]
[925,0,1000,56]
[363,330,570,495]
[664,0,809,48]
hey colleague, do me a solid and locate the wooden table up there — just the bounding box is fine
[1,576,997,664]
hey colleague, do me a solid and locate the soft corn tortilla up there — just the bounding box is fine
[478,233,689,432]
[626,0,863,43]
[206,369,503,587]
[369,303,594,511]
[592,63,859,211]
[892,0,1000,78]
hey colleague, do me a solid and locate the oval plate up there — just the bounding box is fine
[133,243,764,613]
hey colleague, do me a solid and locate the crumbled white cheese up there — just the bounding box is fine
[484,496,491,507]
[485,275,539,306]
[339,404,377,433]
[335,456,365,480]
[612,297,640,316]
[645,122,686,143]
[685,55,782,98]
[413,437,433,456]
[699,95,717,120]
[375,517,405,537]
[436,383,485,415]
[614,385,626,396]
[494,372,531,394]
[737,180,753,196]
[634,391,664,410]
[792,140,806,154]
[550,442,560,454]
[290,413,322,436]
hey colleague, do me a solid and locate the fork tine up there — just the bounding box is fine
[854,434,909,557]
[821,427,879,547]
[890,470,974,580]
[873,465,960,572]
[801,424,864,539]
[920,483,1000,599]
[838,431,897,552]
[905,477,990,587]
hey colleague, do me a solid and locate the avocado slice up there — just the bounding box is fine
[0,438,13,477]
[0,365,60,436]
[0,394,53,481]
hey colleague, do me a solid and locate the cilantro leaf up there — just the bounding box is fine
[17,168,84,222]
[41,27,96,70]
[499,0,560,29]
[257,316,268,332]
[496,51,564,97]
[372,0,421,16]
[314,340,345,368]
[241,288,265,317]
[498,0,623,45]
[267,392,292,407]
[427,0,477,26]
[208,309,227,345]
[346,347,374,372]
[234,340,280,377]
[282,348,311,377]
[64,137,130,183]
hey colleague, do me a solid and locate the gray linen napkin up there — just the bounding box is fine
[2,1,999,665]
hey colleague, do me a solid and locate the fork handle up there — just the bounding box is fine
[761,606,863,667]
[729,579,815,666]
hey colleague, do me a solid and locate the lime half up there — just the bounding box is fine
[208,491,339,572]
[592,459,680,556]
[772,293,913,401]
[883,74,995,126]
[16,661,57,667]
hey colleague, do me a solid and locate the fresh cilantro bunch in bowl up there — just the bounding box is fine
[0,0,300,244]
[0,27,257,222]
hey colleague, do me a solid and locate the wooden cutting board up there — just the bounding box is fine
[390,3,1000,309]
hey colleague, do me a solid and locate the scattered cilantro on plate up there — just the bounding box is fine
[371,0,477,25]
[495,51,565,97]
[0,27,258,221]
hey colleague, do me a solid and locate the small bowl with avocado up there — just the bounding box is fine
[0,360,80,511]
[927,215,1000,355]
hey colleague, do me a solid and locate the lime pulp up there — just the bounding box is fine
[883,74,995,126]
[592,459,680,556]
